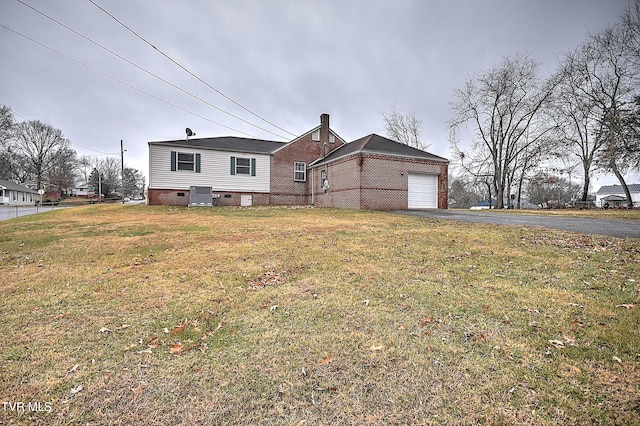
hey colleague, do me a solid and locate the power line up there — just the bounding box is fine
[14,0,289,140]
[0,23,258,138]
[8,109,117,155]
[88,0,298,138]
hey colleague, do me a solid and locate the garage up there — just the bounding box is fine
[408,173,438,209]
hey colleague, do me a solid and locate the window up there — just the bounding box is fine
[230,156,256,176]
[294,162,306,182]
[171,151,201,173]
[236,157,251,175]
[178,153,194,171]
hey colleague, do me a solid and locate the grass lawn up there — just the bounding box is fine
[1,205,638,425]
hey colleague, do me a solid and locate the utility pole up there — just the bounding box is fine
[121,139,125,203]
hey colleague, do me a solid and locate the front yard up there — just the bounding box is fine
[0,205,638,424]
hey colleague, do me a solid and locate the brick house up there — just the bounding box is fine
[147,114,448,209]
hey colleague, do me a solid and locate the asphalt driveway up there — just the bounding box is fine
[394,209,640,239]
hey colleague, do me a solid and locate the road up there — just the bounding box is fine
[394,209,640,239]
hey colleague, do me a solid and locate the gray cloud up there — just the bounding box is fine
[0,0,633,187]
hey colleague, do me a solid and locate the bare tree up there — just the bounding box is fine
[77,155,94,184]
[450,54,557,209]
[47,146,77,194]
[0,105,16,181]
[552,21,637,203]
[14,120,68,190]
[89,157,122,197]
[382,104,429,150]
[527,171,580,209]
[552,48,606,203]
[448,175,483,208]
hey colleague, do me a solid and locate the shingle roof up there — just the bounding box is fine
[0,179,38,193]
[596,184,640,195]
[148,136,287,154]
[311,134,448,166]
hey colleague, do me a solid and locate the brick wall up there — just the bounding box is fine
[215,192,269,206]
[148,188,269,206]
[147,188,190,206]
[312,156,361,209]
[311,153,449,210]
[270,114,344,205]
[361,154,448,209]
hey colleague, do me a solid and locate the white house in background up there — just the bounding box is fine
[0,179,38,205]
[595,184,640,208]
[72,183,96,198]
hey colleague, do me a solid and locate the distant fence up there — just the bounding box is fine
[0,204,71,221]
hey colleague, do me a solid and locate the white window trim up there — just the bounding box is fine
[177,152,195,171]
[294,162,306,182]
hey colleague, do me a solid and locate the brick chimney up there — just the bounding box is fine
[320,113,330,144]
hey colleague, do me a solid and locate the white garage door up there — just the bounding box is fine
[408,173,438,209]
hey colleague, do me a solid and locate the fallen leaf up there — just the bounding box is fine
[364,299,370,306]
[147,336,159,346]
[171,324,185,334]
[70,385,83,395]
[98,327,112,333]
[199,343,208,353]
[370,345,385,351]
[318,354,333,365]
[170,343,184,354]
[613,356,623,364]
[419,317,435,326]
[548,340,565,348]
[571,320,584,327]
[162,328,170,334]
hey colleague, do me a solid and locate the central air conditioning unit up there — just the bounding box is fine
[189,186,214,206]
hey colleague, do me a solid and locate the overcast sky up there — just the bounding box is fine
[0,0,636,189]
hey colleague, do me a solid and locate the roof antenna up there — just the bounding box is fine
[186,128,196,141]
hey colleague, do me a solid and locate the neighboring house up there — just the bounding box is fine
[72,183,96,198]
[0,179,38,205]
[470,199,499,210]
[595,184,640,208]
[147,114,449,210]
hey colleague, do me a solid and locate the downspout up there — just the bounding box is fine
[311,167,315,205]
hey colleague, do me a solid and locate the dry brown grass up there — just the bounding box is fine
[0,205,638,425]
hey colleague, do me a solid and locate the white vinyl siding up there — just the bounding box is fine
[408,173,437,209]
[149,145,270,192]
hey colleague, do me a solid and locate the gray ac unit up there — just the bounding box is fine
[189,186,213,206]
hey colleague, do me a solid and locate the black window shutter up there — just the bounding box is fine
[251,158,256,176]
[230,156,236,175]
[195,153,201,173]
[171,151,177,171]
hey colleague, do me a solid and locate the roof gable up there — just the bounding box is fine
[311,134,449,166]
[148,136,287,154]
[0,179,38,193]
[597,183,640,194]
[271,124,346,155]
